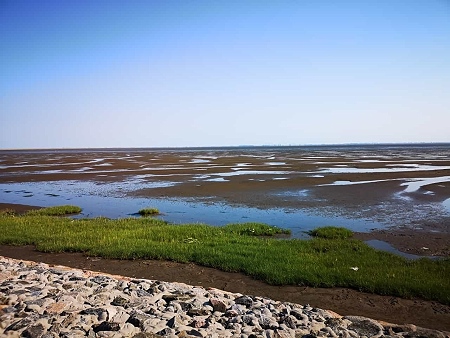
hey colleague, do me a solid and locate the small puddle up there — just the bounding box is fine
[318,165,450,174]
[189,159,211,164]
[276,189,309,197]
[365,240,441,260]
[400,176,450,193]
[219,170,290,176]
[265,162,286,166]
[320,179,392,186]
[443,198,450,212]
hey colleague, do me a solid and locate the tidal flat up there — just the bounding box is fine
[0,144,449,256]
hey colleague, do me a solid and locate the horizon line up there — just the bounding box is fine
[1,141,450,152]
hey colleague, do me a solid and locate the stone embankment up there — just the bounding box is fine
[0,256,448,338]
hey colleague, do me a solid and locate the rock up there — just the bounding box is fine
[126,311,152,328]
[167,315,185,329]
[225,309,239,317]
[104,305,118,321]
[344,316,383,337]
[92,321,121,333]
[156,327,174,336]
[190,317,207,328]
[283,315,297,329]
[4,314,39,331]
[132,333,163,338]
[272,329,292,338]
[80,307,104,316]
[187,307,210,316]
[1,256,448,338]
[183,329,204,337]
[259,315,277,329]
[21,323,45,338]
[235,295,254,307]
[210,298,227,312]
[121,322,140,336]
[111,295,129,307]
[111,309,130,324]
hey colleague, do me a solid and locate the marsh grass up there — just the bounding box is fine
[0,206,449,304]
[223,222,291,236]
[26,205,82,216]
[0,209,16,216]
[308,226,353,239]
[138,208,160,216]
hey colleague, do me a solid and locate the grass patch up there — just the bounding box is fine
[0,206,449,305]
[309,226,353,239]
[26,205,82,216]
[223,222,291,236]
[0,208,16,216]
[138,208,160,216]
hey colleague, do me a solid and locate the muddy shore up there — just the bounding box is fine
[1,146,449,255]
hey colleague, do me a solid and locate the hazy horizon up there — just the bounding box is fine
[2,1,449,149]
[2,141,450,152]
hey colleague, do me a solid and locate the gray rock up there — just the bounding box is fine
[93,321,121,333]
[156,327,174,336]
[344,316,384,337]
[282,315,298,329]
[21,323,45,338]
[167,315,185,329]
[4,314,39,331]
[81,307,105,316]
[235,295,254,307]
[111,295,129,307]
[132,333,163,338]
[1,256,447,338]
[127,311,153,329]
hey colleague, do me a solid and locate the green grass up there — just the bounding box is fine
[0,209,16,216]
[223,222,291,236]
[308,226,353,239]
[25,205,82,216]
[0,206,449,305]
[138,207,160,216]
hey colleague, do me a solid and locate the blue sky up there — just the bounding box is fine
[1,0,449,149]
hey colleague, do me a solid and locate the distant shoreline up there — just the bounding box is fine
[1,142,450,152]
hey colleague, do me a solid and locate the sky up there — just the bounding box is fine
[1,0,450,149]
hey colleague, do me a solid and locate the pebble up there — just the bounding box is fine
[0,256,448,338]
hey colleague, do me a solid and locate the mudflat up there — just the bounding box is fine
[1,145,449,255]
[0,145,449,331]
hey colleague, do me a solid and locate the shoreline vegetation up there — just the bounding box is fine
[138,207,161,216]
[0,205,449,306]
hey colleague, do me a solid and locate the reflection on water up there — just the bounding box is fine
[365,240,441,260]
[320,179,391,186]
[276,189,309,197]
[0,180,381,237]
[318,164,450,174]
[444,198,450,212]
[400,176,450,193]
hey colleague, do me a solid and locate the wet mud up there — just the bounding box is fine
[1,145,449,255]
